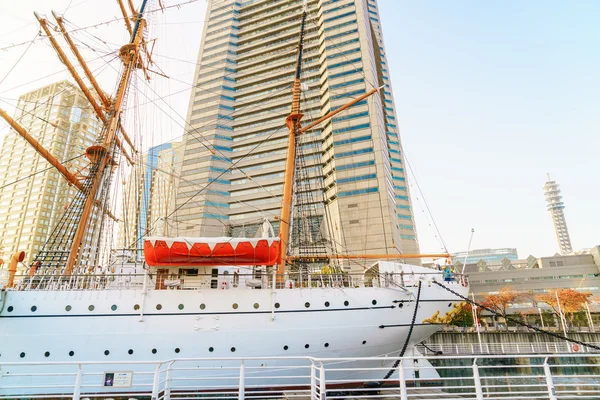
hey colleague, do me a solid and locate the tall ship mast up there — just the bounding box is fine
[0,1,468,397]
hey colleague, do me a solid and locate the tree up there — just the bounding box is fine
[537,289,592,326]
[446,303,476,327]
[481,287,521,319]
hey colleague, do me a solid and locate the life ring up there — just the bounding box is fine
[572,344,580,352]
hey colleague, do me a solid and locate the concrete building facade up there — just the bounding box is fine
[0,81,101,264]
[176,0,419,262]
[466,246,600,304]
[452,248,519,265]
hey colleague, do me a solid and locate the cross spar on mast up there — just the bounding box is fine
[33,12,135,166]
[51,10,138,154]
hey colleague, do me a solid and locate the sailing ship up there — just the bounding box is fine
[0,0,469,396]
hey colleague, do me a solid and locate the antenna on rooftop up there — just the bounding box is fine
[461,228,475,274]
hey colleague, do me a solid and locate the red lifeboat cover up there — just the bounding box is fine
[144,236,280,267]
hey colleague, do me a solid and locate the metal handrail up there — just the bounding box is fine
[1,269,467,292]
[1,353,599,399]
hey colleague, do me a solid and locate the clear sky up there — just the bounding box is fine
[0,1,598,258]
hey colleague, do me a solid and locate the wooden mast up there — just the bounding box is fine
[277,6,307,278]
[51,11,111,109]
[276,5,441,272]
[0,109,84,190]
[50,11,137,161]
[61,2,149,275]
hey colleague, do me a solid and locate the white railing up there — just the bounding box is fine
[1,353,599,399]
[418,342,600,356]
[1,270,465,292]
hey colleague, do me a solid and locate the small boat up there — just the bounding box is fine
[144,236,280,266]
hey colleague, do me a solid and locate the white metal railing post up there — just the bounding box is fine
[543,357,558,400]
[72,364,82,400]
[398,360,408,400]
[319,363,326,400]
[151,363,161,400]
[472,358,484,400]
[310,363,317,399]
[164,361,174,400]
[238,360,245,400]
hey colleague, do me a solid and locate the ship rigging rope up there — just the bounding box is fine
[382,280,422,381]
[403,152,449,254]
[433,280,600,351]
[0,153,87,190]
[49,40,304,239]
[0,0,202,52]
[0,32,39,87]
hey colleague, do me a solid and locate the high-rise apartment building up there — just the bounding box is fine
[544,174,573,254]
[0,80,101,264]
[176,0,419,260]
[118,142,182,253]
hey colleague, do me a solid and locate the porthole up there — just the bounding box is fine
[283,345,289,350]
[253,303,259,309]
[448,303,452,308]
[362,340,367,345]
[128,349,134,355]
[65,305,72,312]
[175,348,180,354]
[152,348,157,354]
[156,304,162,310]
[304,344,310,349]
[31,306,37,312]
[69,351,75,357]
[209,347,214,352]
[20,352,25,358]
[305,302,310,308]
[104,350,110,356]
[178,304,184,310]
[200,303,206,310]
[111,305,117,311]
[324,301,330,307]
[7,306,14,312]
[230,347,236,352]
[275,302,280,309]
[324,343,329,348]
[344,301,349,307]
[134,304,140,310]
[372,300,377,305]
[44,351,50,357]
[88,305,95,311]
[399,303,404,308]
[232,303,238,309]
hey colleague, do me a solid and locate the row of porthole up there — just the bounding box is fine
[11,341,370,359]
[13,348,182,359]
[5,300,379,313]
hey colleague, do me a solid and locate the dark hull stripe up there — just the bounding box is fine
[0,299,459,319]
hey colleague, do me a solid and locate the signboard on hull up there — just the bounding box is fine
[103,371,133,387]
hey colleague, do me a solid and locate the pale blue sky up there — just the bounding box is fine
[378,1,600,257]
[0,1,598,258]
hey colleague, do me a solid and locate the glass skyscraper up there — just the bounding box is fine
[176,0,419,261]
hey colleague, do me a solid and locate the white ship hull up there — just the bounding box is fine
[0,268,468,396]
